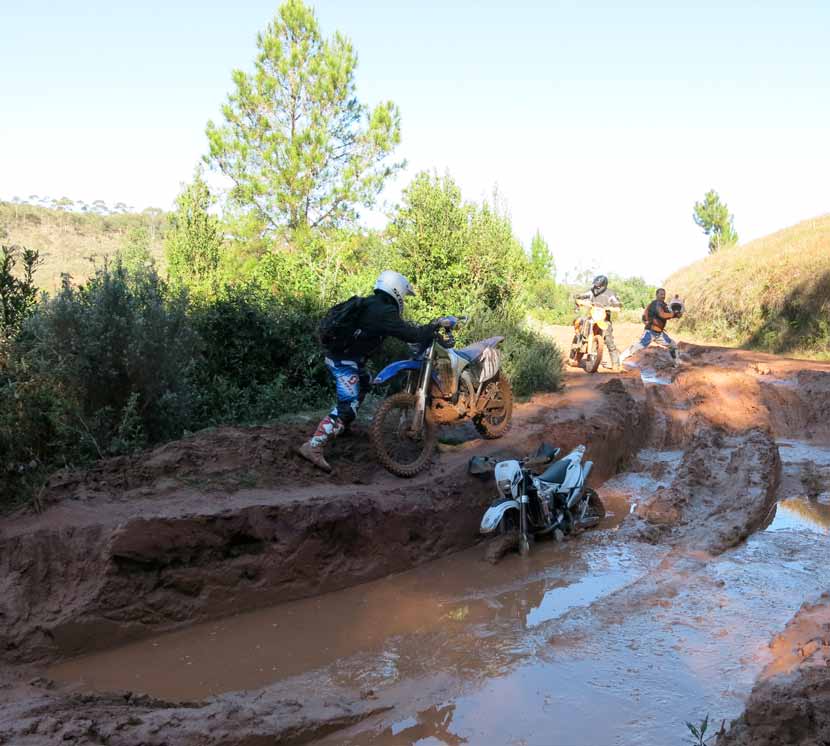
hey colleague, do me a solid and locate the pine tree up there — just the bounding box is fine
[205,0,403,235]
[693,190,738,253]
[165,174,222,289]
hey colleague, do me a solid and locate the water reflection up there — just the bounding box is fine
[768,497,830,534]
[358,704,467,746]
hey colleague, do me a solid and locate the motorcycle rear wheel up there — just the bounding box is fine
[583,333,604,374]
[369,392,437,477]
[474,373,513,439]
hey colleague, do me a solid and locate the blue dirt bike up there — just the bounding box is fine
[369,317,512,477]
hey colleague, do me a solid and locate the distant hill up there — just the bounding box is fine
[0,201,167,291]
[666,214,830,356]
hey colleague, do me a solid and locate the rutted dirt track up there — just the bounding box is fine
[2,340,830,745]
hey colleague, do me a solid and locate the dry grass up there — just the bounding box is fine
[666,213,830,357]
[0,202,167,291]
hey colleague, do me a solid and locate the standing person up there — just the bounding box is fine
[620,288,683,367]
[299,270,449,473]
[571,274,622,371]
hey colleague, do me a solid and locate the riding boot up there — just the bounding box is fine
[298,414,344,472]
[670,347,680,367]
[619,342,643,365]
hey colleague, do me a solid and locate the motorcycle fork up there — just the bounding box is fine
[520,489,530,556]
[411,343,435,433]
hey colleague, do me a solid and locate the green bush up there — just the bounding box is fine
[14,261,198,452]
[189,284,330,424]
[461,307,563,398]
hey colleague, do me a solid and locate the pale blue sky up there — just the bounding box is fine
[2,0,829,283]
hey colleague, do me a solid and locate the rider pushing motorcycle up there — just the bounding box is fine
[299,270,452,473]
[571,275,622,372]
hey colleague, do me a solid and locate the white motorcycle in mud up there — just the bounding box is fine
[370,317,513,477]
[471,443,605,556]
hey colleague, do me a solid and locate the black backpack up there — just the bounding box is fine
[318,296,366,353]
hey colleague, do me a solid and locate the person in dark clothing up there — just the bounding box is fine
[620,287,683,367]
[299,270,448,472]
[571,274,623,371]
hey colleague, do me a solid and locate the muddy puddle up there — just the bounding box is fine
[623,360,674,386]
[48,495,652,701]
[48,440,830,746]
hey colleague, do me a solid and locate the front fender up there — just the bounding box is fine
[480,500,520,534]
[373,359,421,385]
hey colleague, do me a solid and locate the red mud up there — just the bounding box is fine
[0,372,648,666]
[3,342,830,746]
[717,593,830,746]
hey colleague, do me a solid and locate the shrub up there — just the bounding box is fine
[0,244,42,348]
[13,261,198,453]
[189,283,331,423]
[461,307,563,398]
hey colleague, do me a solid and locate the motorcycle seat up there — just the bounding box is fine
[455,336,505,362]
[538,458,569,486]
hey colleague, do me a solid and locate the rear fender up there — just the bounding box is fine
[567,461,593,508]
[480,500,520,534]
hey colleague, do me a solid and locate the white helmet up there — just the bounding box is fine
[374,270,415,314]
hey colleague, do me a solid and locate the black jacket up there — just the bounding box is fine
[327,291,437,360]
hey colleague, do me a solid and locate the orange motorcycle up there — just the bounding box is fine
[567,298,613,373]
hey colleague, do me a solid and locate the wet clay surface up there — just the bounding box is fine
[1,369,648,666]
[3,342,830,745]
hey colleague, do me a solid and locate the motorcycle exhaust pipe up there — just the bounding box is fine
[567,460,593,509]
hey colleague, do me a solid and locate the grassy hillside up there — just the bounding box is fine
[0,202,167,291]
[666,214,830,356]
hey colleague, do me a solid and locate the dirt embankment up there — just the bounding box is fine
[620,427,780,554]
[614,344,787,555]
[717,593,830,746]
[0,375,648,666]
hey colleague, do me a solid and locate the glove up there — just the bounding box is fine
[437,316,457,329]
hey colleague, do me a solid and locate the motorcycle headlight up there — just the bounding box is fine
[497,478,513,498]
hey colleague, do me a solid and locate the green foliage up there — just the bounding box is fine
[205,0,403,234]
[119,226,154,275]
[165,174,222,292]
[686,713,724,746]
[693,189,738,253]
[188,283,330,424]
[0,244,42,345]
[15,262,198,451]
[1,263,198,508]
[387,172,531,321]
[528,230,555,281]
[608,274,656,311]
[460,307,563,398]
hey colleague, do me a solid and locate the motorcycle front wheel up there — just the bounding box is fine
[583,333,604,374]
[369,392,437,477]
[474,373,513,439]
